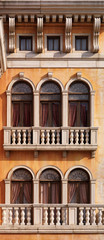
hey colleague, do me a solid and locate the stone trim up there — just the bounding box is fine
[9,17,15,53]
[72,33,91,52]
[36,165,64,180]
[93,17,101,53]
[16,33,35,53]
[44,34,63,52]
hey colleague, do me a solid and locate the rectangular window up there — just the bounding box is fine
[75,36,88,51]
[47,36,60,51]
[19,36,32,51]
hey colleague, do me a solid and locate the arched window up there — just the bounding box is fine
[68,168,90,203]
[40,81,61,127]
[11,168,33,203]
[40,169,61,203]
[68,81,90,127]
[12,81,33,127]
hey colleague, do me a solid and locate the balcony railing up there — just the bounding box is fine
[0,203,104,233]
[3,126,98,155]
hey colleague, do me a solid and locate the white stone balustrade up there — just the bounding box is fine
[3,127,98,155]
[1,204,104,229]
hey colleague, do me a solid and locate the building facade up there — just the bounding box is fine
[0,0,104,239]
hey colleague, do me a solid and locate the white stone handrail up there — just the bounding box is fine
[3,126,98,156]
[0,203,104,227]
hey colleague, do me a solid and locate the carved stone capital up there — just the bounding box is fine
[93,17,101,53]
[9,17,15,53]
[65,17,72,53]
[37,16,43,53]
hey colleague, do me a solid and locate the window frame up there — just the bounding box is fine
[16,34,35,52]
[75,36,88,51]
[73,34,91,52]
[19,36,32,51]
[40,81,62,127]
[47,36,60,51]
[44,34,63,52]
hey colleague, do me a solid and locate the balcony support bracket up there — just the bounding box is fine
[34,151,38,158]
[5,151,10,158]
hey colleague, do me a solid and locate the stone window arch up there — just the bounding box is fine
[68,168,90,203]
[11,168,33,203]
[39,168,61,204]
[68,81,90,127]
[11,81,33,127]
[40,81,62,127]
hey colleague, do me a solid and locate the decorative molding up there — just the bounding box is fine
[93,17,101,53]
[19,72,24,79]
[36,165,64,180]
[0,17,7,75]
[37,16,43,53]
[76,72,82,80]
[9,17,15,53]
[65,17,72,53]
[48,72,53,80]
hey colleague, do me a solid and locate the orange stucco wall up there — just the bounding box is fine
[1,20,104,239]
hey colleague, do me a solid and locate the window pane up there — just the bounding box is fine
[26,38,32,51]
[48,39,53,50]
[69,82,89,93]
[69,94,88,100]
[82,39,87,51]
[21,39,26,50]
[54,39,59,50]
[80,102,88,127]
[76,39,80,50]
[40,82,60,93]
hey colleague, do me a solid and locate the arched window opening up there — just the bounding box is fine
[40,81,61,127]
[12,81,33,127]
[68,81,90,127]
[11,168,33,204]
[40,169,61,204]
[68,168,90,203]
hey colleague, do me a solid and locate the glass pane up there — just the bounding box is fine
[20,39,25,50]
[80,102,88,127]
[54,39,59,51]
[40,82,60,93]
[40,169,61,181]
[48,39,53,50]
[82,39,87,51]
[26,38,32,51]
[12,169,32,181]
[68,169,89,181]
[69,94,88,100]
[76,39,80,50]
[69,82,89,93]
[69,102,77,127]
[12,82,32,93]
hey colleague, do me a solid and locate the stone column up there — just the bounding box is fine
[5,179,10,204]
[90,179,96,204]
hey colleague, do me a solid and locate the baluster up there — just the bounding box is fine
[91,208,96,225]
[51,130,55,145]
[27,207,31,225]
[14,207,19,225]
[46,130,50,145]
[80,130,84,145]
[20,207,25,225]
[28,129,31,144]
[56,207,61,225]
[85,207,90,225]
[2,207,7,225]
[12,130,16,144]
[41,130,45,144]
[8,208,13,225]
[85,130,89,144]
[79,207,84,225]
[98,208,103,225]
[17,130,21,144]
[57,130,60,144]
[44,207,48,225]
[75,130,79,144]
[70,130,74,144]
[62,208,67,225]
[22,130,26,144]
[50,207,54,225]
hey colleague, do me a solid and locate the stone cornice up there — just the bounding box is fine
[1,1,104,15]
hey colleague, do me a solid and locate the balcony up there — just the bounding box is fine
[3,126,98,157]
[0,203,104,233]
